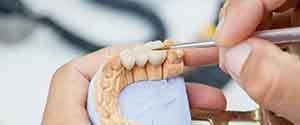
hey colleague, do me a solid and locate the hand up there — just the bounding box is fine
[215,0,300,123]
[41,46,226,125]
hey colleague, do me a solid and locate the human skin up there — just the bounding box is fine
[215,0,300,124]
[41,46,226,125]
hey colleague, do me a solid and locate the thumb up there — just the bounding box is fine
[219,38,300,123]
[215,0,287,47]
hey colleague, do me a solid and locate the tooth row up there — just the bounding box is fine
[119,41,167,70]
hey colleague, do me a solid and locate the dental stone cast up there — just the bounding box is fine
[87,40,185,125]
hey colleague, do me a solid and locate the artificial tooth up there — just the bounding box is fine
[119,49,135,70]
[133,46,149,67]
[144,40,164,50]
[148,50,167,65]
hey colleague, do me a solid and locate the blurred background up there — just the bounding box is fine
[0,0,257,124]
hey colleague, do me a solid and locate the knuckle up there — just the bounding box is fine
[51,63,74,84]
[275,0,298,12]
[242,56,280,105]
[262,0,287,11]
[50,47,113,84]
[241,39,283,104]
[240,38,300,116]
[256,60,281,106]
[241,40,299,110]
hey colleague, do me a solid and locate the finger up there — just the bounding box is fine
[291,5,300,26]
[183,47,219,66]
[258,9,293,30]
[288,5,300,56]
[271,9,293,28]
[275,0,299,12]
[220,38,300,123]
[263,0,289,11]
[43,44,133,124]
[259,0,299,30]
[256,11,273,30]
[71,45,132,80]
[42,45,135,124]
[186,83,226,110]
[215,0,287,47]
[42,64,91,125]
[42,45,133,124]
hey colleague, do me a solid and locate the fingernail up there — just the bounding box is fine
[213,1,228,44]
[215,0,262,47]
[218,47,227,73]
[214,16,225,42]
[221,42,252,80]
[219,1,229,19]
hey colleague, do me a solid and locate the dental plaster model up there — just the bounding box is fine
[87,40,186,125]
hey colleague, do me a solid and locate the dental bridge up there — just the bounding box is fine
[88,40,293,125]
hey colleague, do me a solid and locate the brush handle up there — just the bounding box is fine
[171,27,300,49]
[254,27,300,44]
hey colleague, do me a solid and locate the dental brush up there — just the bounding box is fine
[154,27,300,50]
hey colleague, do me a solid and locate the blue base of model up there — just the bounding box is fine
[87,77,191,125]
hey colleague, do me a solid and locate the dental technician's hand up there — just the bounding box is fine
[42,46,226,125]
[215,0,300,123]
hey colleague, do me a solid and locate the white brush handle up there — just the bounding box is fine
[171,27,300,49]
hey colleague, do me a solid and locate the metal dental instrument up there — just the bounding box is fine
[154,27,300,50]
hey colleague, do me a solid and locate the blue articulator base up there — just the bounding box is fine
[87,77,191,125]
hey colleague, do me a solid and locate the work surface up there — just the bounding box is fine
[0,0,256,124]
